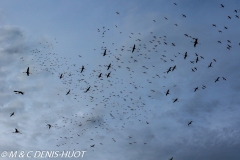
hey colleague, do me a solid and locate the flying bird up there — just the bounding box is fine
[184,52,187,59]
[215,77,220,82]
[106,72,111,78]
[208,62,212,68]
[107,63,111,70]
[103,49,106,56]
[60,74,63,79]
[14,91,24,95]
[193,38,198,47]
[85,86,91,93]
[165,90,170,96]
[188,121,192,126]
[23,67,30,76]
[13,128,21,134]
[132,44,136,53]
[173,98,178,103]
[10,112,14,117]
[66,90,70,95]
[47,124,51,129]
[194,87,198,92]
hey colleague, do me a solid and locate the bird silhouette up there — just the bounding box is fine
[13,128,21,134]
[66,90,70,95]
[103,49,106,56]
[184,52,187,59]
[132,44,136,53]
[14,91,24,95]
[107,63,111,70]
[47,124,51,129]
[23,67,30,76]
[10,112,14,117]
[188,121,192,126]
[173,98,178,103]
[85,86,91,93]
[81,65,85,73]
[194,87,198,92]
[215,77,220,82]
[193,38,198,47]
[106,72,111,78]
[208,62,212,68]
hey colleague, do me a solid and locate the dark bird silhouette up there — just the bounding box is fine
[222,77,226,80]
[172,65,176,71]
[182,14,186,18]
[90,144,95,147]
[188,121,192,126]
[167,67,172,73]
[107,63,111,70]
[212,24,216,27]
[194,38,198,47]
[116,12,119,14]
[66,89,70,95]
[14,91,24,95]
[208,62,212,68]
[228,16,231,19]
[85,86,91,93]
[215,77,220,82]
[103,49,106,56]
[173,98,178,103]
[106,72,111,78]
[195,57,199,63]
[23,67,30,76]
[47,124,51,129]
[132,44,136,53]
[194,87,198,92]
[13,128,21,134]
[81,65,85,73]
[165,89,170,96]
[10,112,14,117]
[169,157,173,160]
[220,4,224,8]
[184,52,187,59]
[98,73,102,78]
[60,74,63,79]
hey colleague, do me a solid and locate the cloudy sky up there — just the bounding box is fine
[0,0,240,160]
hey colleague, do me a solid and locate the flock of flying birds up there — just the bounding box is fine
[8,2,239,159]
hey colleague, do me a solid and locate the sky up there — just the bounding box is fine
[0,0,240,160]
